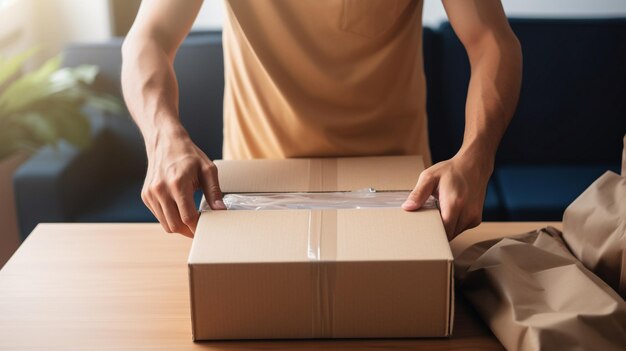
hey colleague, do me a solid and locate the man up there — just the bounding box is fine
[121,0,522,239]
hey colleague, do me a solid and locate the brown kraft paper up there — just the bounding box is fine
[454,227,626,351]
[563,134,626,298]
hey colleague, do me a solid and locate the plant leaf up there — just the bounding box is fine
[0,47,38,88]
[0,117,46,160]
[14,112,60,145]
[65,65,99,85]
[86,94,124,114]
[47,103,92,149]
[0,50,122,160]
[0,125,20,160]
[0,55,63,114]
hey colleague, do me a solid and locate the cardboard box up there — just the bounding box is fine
[188,156,454,340]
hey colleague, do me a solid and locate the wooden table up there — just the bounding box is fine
[0,222,560,350]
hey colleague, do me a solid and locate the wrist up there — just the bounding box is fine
[144,121,190,154]
[454,141,495,175]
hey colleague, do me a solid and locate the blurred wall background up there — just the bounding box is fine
[192,0,626,29]
[2,0,626,63]
[0,0,112,67]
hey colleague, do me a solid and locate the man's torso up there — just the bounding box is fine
[222,0,431,165]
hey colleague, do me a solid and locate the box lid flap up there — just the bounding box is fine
[214,155,424,193]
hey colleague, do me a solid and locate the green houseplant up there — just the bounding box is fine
[0,49,122,161]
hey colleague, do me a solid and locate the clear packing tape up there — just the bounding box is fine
[201,189,438,211]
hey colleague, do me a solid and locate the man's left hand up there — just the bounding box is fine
[402,152,493,239]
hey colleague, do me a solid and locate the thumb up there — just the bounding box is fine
[200,162,226,210]
[402,170,438,211]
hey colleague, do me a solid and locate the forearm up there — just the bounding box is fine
[459,35,522,165]
[121,0,225,236]
[121,36,188,152]
[411,0,521,236]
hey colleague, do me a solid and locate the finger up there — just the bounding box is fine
[455,207,482,237]
[150,197,173,234]
[438,188,461,240]
[402,170,438,211]
[145,180,175,233]
[453,214,468,240]
[172,184,200,234]
[157,194,194,237]
[141,190,158,221]
[440,202,459,240]
[200,162,226,210]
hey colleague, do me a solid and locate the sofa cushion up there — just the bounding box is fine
[495,164,620,221]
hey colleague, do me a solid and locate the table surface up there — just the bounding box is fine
[0,221,560,350]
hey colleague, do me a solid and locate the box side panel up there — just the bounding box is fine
[331,260,451,338]
[191,262,315,340]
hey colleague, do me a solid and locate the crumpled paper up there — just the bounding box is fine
[563,134,626,298]
[454,227,626,351]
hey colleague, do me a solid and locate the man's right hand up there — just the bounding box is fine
[121,0,212,237]
[142,127,226,237]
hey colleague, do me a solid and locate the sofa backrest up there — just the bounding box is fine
[62,31,225,167]
[432,19,626,165]
[173,33,224,161]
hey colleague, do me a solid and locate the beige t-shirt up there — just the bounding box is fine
[222,0,431,166]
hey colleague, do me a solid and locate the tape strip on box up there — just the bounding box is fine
[308,209,338,338]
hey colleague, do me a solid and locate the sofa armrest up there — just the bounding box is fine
[13,119,132,239]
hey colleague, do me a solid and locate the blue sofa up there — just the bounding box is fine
[14,19,626,239]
